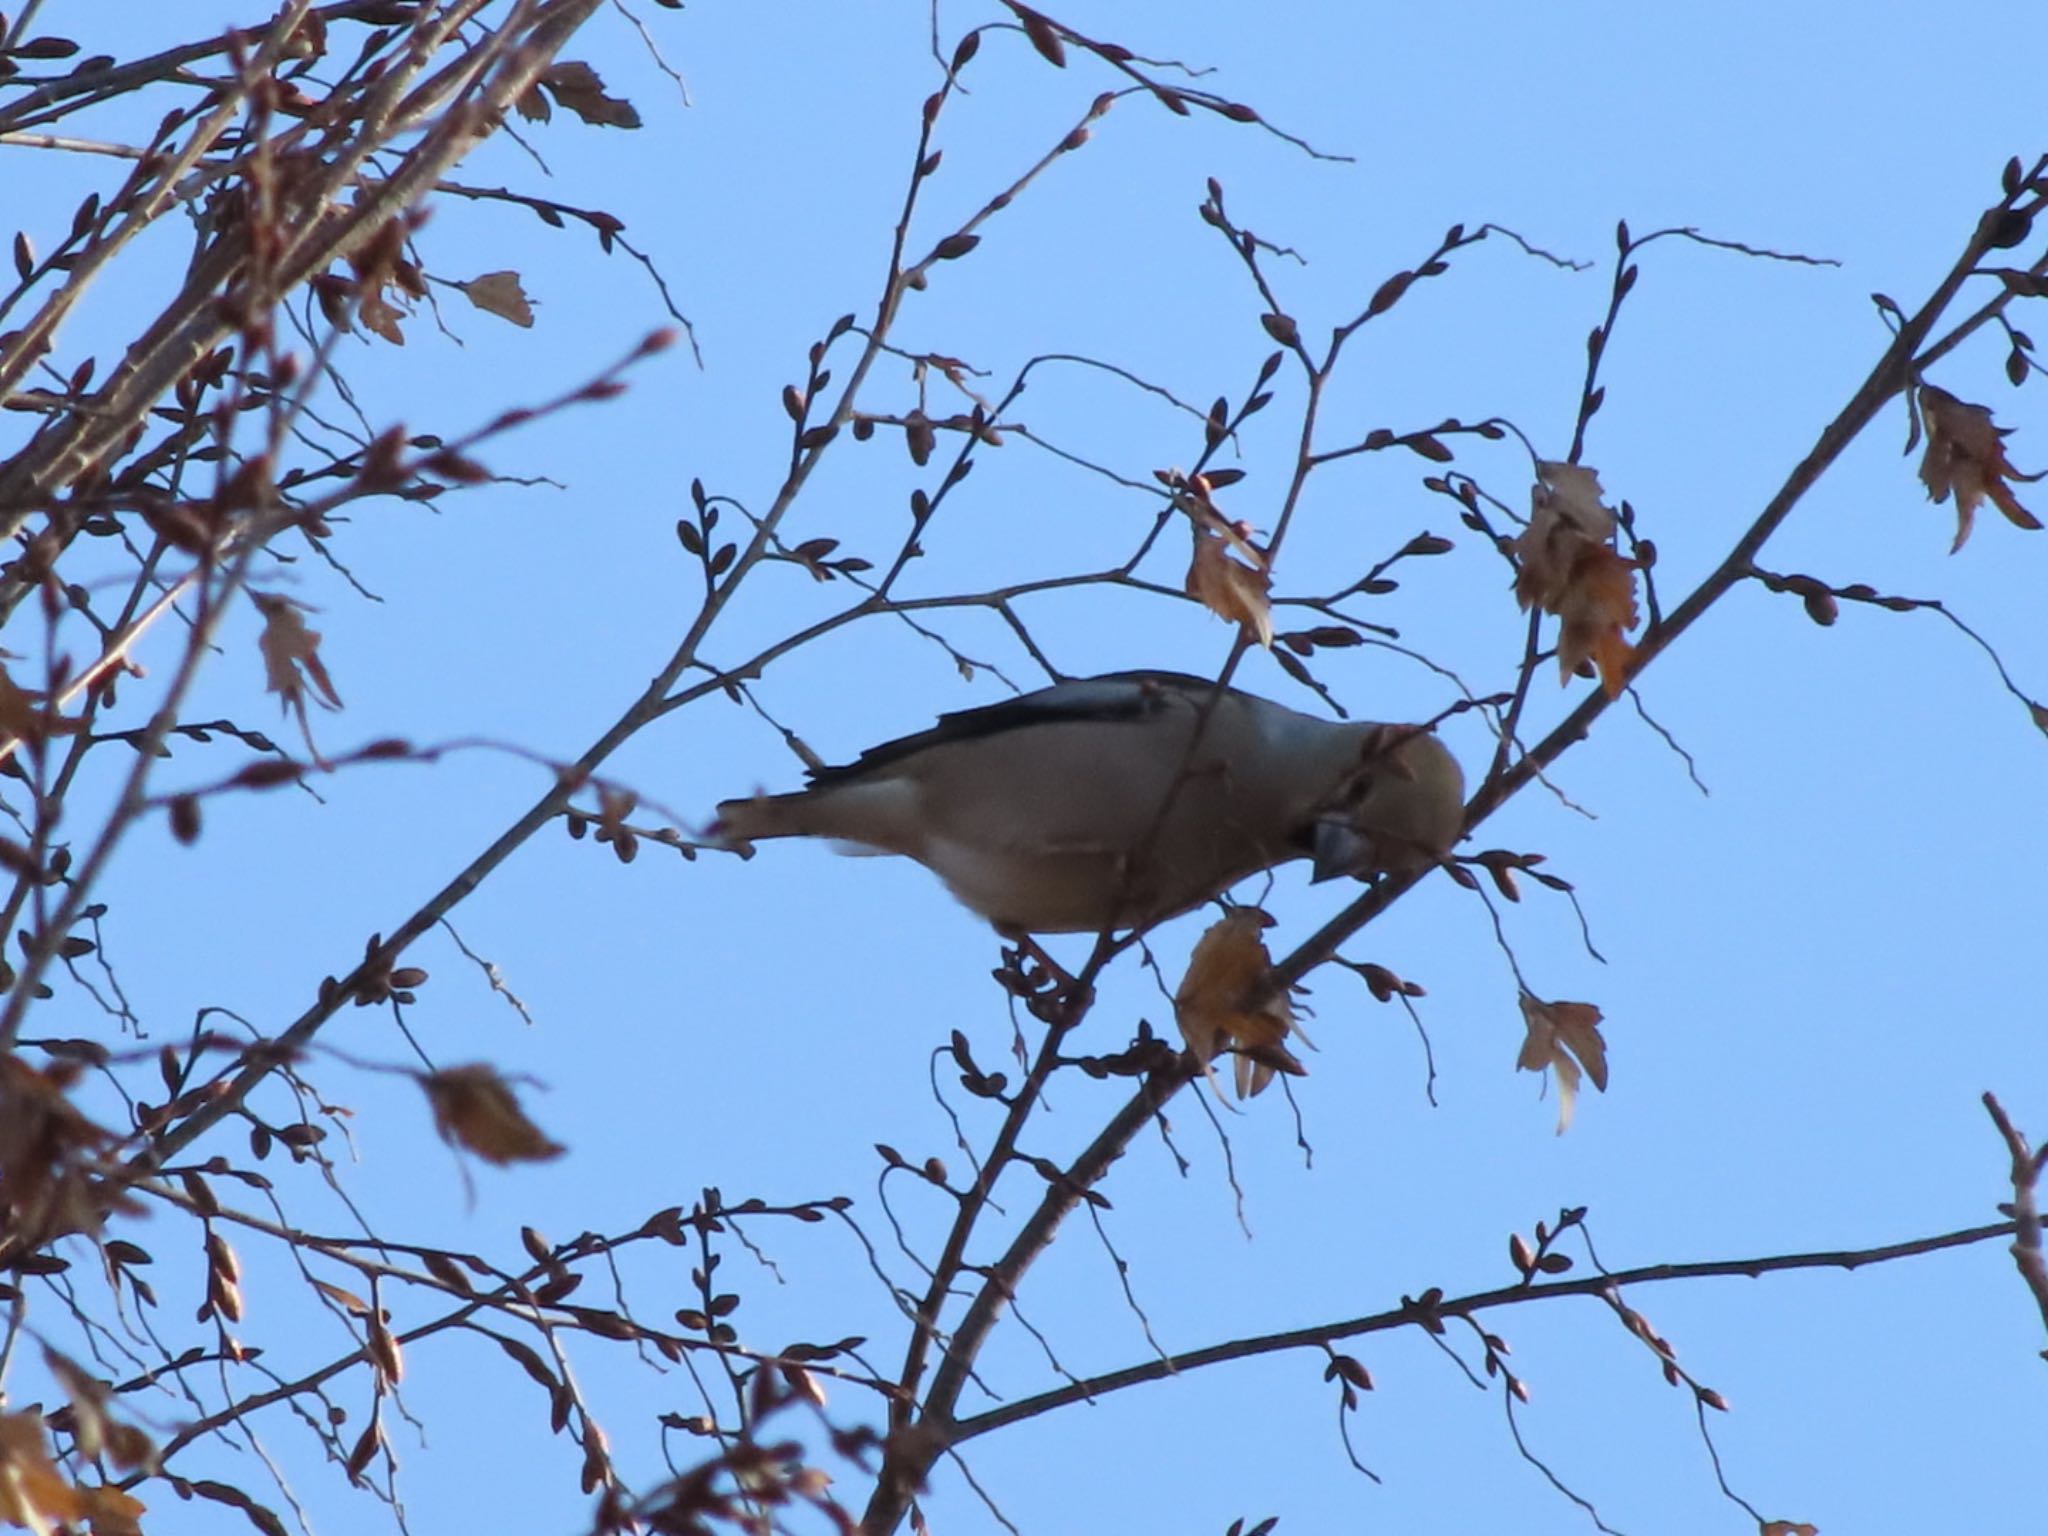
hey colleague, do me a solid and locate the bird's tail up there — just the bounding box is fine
[707,790,815,847]
[710,777,915,855]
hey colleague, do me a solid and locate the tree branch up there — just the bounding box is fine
[952,1217,2023,1441]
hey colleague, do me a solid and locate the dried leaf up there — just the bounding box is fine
[1520,460,1612,554]
[1916,384,2042,552]
[424,1064,567,1165]
[1759,1524,1820,1536]
[356,280,406,344]
[1516,994,1609,1134]
[313,1279,371,1315]
[1549,541,1638,694]
[0,1055,132,1249]
[77,1484,148,1536]
[1513,461,1639,696]
[541,62,642,129]
[253,591,341,762]
[0,661,86,748]
[254,594,342,709]
[457,271,535,328]
[1174,909,1306,1099]
[42,1347,123,1465]
[1185,507,1273,648]
[0,1410,86,1529]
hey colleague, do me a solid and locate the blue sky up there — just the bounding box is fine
[10,3,2045,1534]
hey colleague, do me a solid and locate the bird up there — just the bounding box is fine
[709,671,1465,934]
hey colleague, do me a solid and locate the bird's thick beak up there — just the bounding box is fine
[1309,818,1373,883]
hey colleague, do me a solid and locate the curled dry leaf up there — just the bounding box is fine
[424,1064,567,1165]
[43,1347,115,1464]
[0,1055,134,1253]
[1759,1524,1820,1536]
[514,82,551,122]
[357,281,407,345]
[0,660,86,749]
[1515,993,1609,1134]
[0,1409,86,1529]
[540,61,642,129]
[1916,384,2042,552]
[458,270,535,328]
[253,591,342,763]
[1513,461,1640,697]
[312,1278,372,1316]
[77,1484,148,1536]
[1174,909,1307,1099]
[1183,494,1274,648]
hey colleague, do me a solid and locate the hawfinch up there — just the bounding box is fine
[711,671,1464,934]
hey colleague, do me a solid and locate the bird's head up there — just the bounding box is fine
[1307,725,1465,883]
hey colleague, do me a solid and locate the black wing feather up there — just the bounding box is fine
[804,671,1225,787]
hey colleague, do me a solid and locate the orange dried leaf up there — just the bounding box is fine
[458,270,535,328]
[1516,993,1609,1134]
[1514,461,1639,696]
[1185,512,1274,648]
[1917,384,2042,552]
[76,1483,147,1536]
[1175,909,1304,1099]
[425,1064,567,1165]
[0,1410,86,1529]
[1553,541,1640,696]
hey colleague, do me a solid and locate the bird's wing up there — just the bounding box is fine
[804,671,1227,788]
